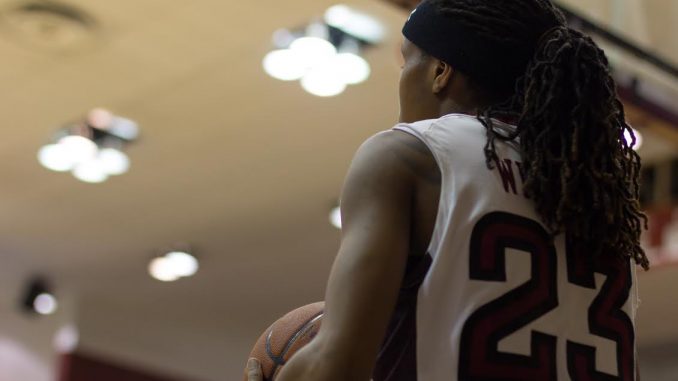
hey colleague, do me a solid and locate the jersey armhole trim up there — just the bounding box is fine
[393,124,445,259]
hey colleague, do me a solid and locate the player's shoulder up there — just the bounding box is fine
[357,128,438,182]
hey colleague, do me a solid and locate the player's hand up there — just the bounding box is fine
[246,358,263,381]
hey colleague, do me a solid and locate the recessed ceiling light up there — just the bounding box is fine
[53,325,79,354]
[331,53,371,85]
[289,37,337,66]
[98,148,130,176]
[38,144,75,172]
[301,66,348,97]
[329,206,342,229]
[38,108,137,182]
[165,251,199,278]
[34,293,58,315]
[148,251,199,282]
[21,278,58,316]
[264,7,376,97]
[263,49,307,81]
[58,135,98,164]
[148,257,180,282]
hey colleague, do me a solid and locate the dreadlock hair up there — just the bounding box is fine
[430,0,649,269]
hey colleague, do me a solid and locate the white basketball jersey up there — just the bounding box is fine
[375,114,639,381]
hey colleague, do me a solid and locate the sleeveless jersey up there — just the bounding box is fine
[372,114,639,381]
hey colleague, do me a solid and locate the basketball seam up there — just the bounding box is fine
[266,311,324,378]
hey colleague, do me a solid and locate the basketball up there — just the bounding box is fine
[244,302,324,381]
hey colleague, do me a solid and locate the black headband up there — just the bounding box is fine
[402,0,540,92]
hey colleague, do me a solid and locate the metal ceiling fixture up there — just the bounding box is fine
[37,108,139,184]
[20,277,58,316]
[263,4,384,97]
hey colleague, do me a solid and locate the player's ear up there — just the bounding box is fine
[432,60,453,94]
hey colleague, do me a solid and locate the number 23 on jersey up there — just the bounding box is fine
[459,212,635,381]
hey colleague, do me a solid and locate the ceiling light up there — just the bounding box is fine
[58,135,98,164]
[329,206,342,229]
[38,108,137,183]
[289,37,337,66]
[324,4,385,44]
[53,325,79,354]
[301,65,348,97]
[165,251,199,277]
[324,5,353,28]
[624,128,643,150]
[33,293,58,315]
[148,251,199,282]
[87,108,114,129]
[21,278,58,316]
[87,107,140,140]
[331,53,370,85]
[37,144,75,172]
[263,49,307,81]
[264,11,375,97]
[148,257,180,282]
[72,159,108,183]
[108,117,140,141]
[98,148,130,175]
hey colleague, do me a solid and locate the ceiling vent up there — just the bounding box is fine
[0,0,99,51]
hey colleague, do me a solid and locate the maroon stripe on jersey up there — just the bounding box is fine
[372,253,433,381]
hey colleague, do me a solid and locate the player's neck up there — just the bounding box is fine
[437,98,478,118]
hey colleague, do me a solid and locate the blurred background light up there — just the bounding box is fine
[324,4,352,28]
[108,117,140,141]
[21,278,58,316]
[33,293,58,315]
[263,49,307,81]
[148,251,199,282]
[72,160,109,184]
[263,5,379,97]
[165,251,199,278]
[87,108,114,129]
[37,108,137,183]
[289,37,337,66]
[98,148,130,175]
[148,257,180,282]
[625,127,644,150]
[331,53,370,85]
[301,65,348,97]
[329,206,342,229]
[37,144,75,172]
[53,325,79,354]
[324,4,385,44]
[58,135,98,164]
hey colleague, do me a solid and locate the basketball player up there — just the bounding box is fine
[247,0,648,379]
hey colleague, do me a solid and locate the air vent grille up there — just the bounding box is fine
[0,0,99,51]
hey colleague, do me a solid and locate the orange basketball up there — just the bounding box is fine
[244,302,324,381]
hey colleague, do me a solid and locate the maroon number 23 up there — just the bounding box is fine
[458,212,635,381]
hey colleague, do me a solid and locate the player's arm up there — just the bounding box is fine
[275,130,420,381]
